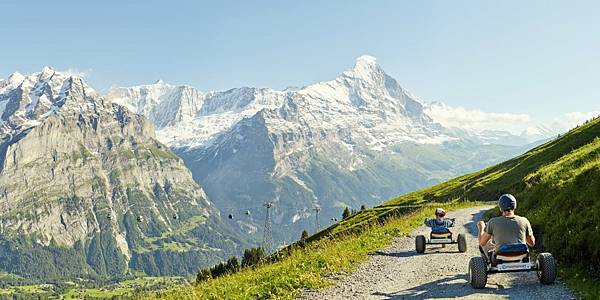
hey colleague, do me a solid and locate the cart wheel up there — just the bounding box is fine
[458,233,467,253]
[537,253,556,284]
[415,235,426,253]
[469,256,487,289]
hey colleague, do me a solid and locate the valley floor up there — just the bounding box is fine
[298,207,575,300]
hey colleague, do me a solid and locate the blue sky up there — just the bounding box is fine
[1,0,599,128]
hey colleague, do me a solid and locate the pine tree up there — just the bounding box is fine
[241,247,265,268]
[301,230,309,240]
[210,262,227,278]
[195,269,212,284]
[342,207,351,219]
[225,257,240,273]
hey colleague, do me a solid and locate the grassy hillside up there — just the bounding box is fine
[374,116,600,298]
[154,117,600,299]
[147,201,484,300]
[307,117,600,299]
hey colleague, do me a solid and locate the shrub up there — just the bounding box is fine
[225,257,240,274]
[241,247,265,269]
[342,207,351,219]
[300,230,309,240]
[195,269,212,284]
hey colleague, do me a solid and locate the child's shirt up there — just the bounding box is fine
[424,217,455,228]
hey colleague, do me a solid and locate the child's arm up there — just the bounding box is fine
[447,218,456,227]
[424,218,432,227]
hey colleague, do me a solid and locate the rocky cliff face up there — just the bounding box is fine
[0,68,246,279]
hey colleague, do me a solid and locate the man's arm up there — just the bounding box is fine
[478,220,491,247]
[479,231,492,247]
[526,234,535,247]
[526,220,535,247]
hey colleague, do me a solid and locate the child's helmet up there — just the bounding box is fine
[435,208,446,217]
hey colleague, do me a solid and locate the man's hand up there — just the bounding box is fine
[476,221,486,233]
[526,234,536,247]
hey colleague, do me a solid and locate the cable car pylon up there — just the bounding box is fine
[313,206,321,233]
[262,201,274,254]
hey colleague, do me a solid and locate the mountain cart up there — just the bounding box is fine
[415,226,467,253]
[468,243,556,288]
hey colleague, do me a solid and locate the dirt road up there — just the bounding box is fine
[299,206,575,299]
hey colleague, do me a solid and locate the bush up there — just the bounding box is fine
[196,256,242,283]
[195,269,212,284]
[301,230,309,240]
[342,207,351,219]
[209,262,228,278]
[225,257,240,274]
[241,247,265,269]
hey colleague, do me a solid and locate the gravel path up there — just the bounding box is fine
[299,206,576,300]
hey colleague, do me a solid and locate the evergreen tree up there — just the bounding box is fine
[241,247,265,268]
[342,207,351,219]
[301,230,309,240]
[225,257,240,273]
[209,262,227,278]
[195,269,212,284]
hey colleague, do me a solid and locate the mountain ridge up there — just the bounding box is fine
[0,67,249,280]
[104,56,545,245]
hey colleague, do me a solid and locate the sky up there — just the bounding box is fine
[1,0,599,132]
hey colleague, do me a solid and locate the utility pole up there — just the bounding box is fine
[262,201,274,254]
[313,206,321,233]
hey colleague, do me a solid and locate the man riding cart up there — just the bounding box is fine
[469,194,556,288]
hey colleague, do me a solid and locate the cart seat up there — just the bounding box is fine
[430,227,452,239]
[495,243,529,261]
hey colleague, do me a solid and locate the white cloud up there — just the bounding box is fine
[60,68,92,78]
[424,102,531,134]
[553,111,600,130]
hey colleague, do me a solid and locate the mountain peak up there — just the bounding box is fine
[342,55,383,81]
[6,72,25,85]
[41,66,55,75]
[355,55,378,66]
[154,79,166,85]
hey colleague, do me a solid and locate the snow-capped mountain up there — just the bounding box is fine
[106,56,535,244]
[0,67,100,138]
[0,67,248,279]
[107,81,285,148]
[108,56,460,151]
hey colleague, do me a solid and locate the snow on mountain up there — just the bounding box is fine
[105,55,531,244]
[107,56,456,152]
[0,66,101,138]
[108,82,287,148]
[521,124,554,138]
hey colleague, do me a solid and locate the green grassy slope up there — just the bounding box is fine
[155,117,600,299]
[392,118,600,277]
[147,202,484,300]
[317,116,600,297]
[278,116,600,298]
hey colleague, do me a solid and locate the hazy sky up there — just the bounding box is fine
[1,0,599,129]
